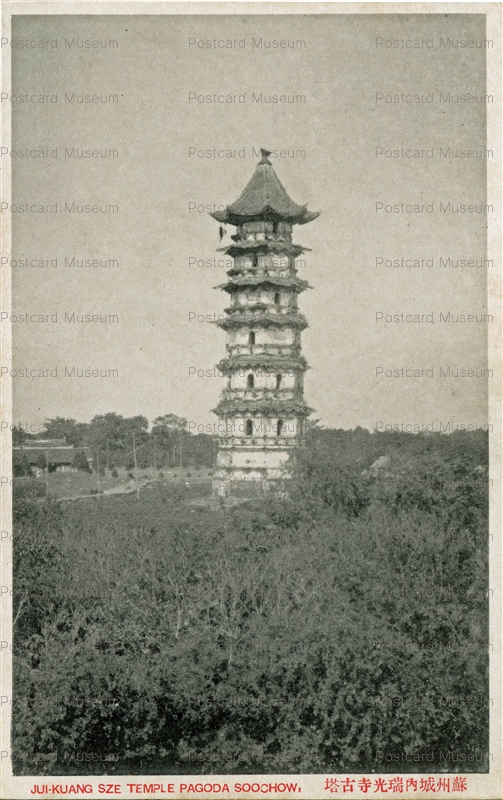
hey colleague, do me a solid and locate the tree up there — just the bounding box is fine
[13,453,32,478]
[12,426,29,446]
[87,413,126,452]
[151,415,188,468]
[35,454,47,472]
[42,418,86,446]
[152,414,187,432]
[72,451,91,473]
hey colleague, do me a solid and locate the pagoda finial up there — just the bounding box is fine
[259,148,272,165]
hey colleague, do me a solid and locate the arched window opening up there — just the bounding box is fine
[277,419,283,437]
[276,374,282,390]
[245,419,253,436]
[272,222,278,234]
[252,255,258,268]
[247,373,254,389]
[274,292,281,306]
[249,331,256,346]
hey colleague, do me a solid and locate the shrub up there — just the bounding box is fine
[73,452,92,473]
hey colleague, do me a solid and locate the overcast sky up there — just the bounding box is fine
[8,12,491,432]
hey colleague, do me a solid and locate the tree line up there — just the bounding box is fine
[13,413,215,472]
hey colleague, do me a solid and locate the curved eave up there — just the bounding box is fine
[210,208,320,226]
[217,242,309,256]
[213,400,314,417]
[298,210,320,226]
[215,277,311,293]
[216,314,308,331]
[217,356,308,374]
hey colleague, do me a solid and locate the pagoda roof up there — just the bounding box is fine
[213,399,313,417]
[216,311,308,330]
[217,355,308,375]
[219,241,308,258]
[210,149,320,226]
[216,275,311,293]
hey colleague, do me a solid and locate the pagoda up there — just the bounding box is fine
[210,149,319,496]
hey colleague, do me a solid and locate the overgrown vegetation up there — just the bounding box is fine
[12,429,489,775]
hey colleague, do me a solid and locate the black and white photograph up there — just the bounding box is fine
[0,4,501,799]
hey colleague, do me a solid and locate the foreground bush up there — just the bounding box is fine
[12,430,489,774]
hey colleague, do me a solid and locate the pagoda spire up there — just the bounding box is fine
[259,148,273,165]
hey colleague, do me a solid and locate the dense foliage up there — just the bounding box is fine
[12,429,489,775]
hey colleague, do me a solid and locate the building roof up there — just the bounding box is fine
[210,149,320,226]
[19,439,67,448]
[13,445,92,465]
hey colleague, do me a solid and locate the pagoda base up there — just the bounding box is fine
[212,446,293,497]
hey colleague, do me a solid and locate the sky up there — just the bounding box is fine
[7,12,492,433]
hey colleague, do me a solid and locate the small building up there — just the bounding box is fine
[13,439,93,474]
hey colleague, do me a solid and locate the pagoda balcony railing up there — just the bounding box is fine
[237,232,293,244]
[218,435,305,448]
[230,267,294,280]
[226,344,300,358]
[227,306,299,317]
[221,388,300,401]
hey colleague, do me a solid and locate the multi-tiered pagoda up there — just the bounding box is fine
[210,149,319,496]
